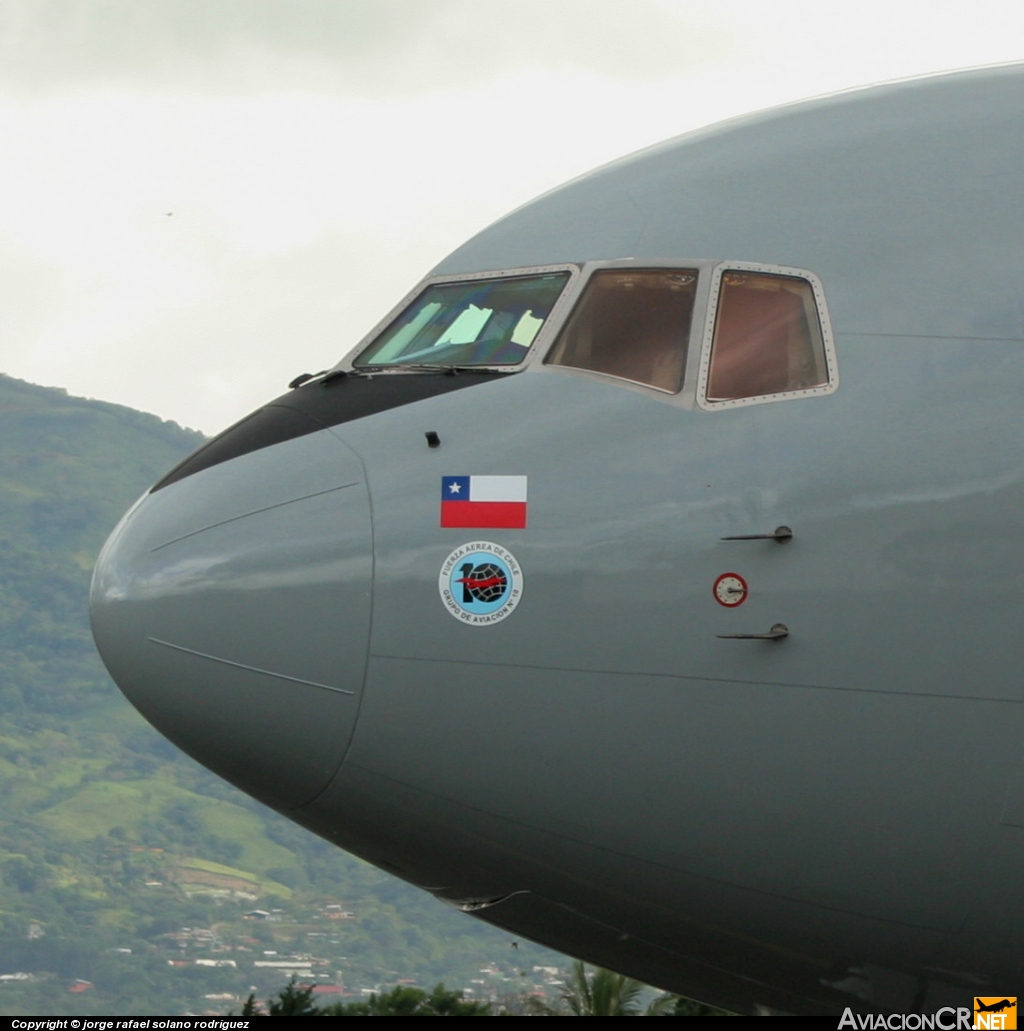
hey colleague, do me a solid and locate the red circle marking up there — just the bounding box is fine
[713,572,748,608]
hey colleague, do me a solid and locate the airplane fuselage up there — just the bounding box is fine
[91,64,1024,1014]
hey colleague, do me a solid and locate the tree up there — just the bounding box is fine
[235,979,492,1016]
[547,961,649,1016]
[237,980,322,1016]
[532,960,728,1016]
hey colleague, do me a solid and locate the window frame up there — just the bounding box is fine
[543,265,703,395]
[332,259,838,412]
[538,259,717,406]
[695,261,838,411]
[334,263,582,375]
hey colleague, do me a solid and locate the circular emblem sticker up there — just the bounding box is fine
[438,541,523,625]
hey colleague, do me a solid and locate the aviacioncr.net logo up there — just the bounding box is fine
[838,1007,975,1029]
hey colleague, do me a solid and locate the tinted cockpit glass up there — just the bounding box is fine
[355,273,570,369]
[545,269,697,392]
[707,272,828,401]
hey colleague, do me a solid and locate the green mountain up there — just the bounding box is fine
[0,374,562,1015]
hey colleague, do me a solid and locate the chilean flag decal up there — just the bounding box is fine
[441,476,528,529]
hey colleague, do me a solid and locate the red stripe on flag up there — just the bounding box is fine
[440,500,527,529]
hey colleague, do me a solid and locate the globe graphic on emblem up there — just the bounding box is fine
[462,562,507,603]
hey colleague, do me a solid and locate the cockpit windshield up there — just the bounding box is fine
[354,272,570,369]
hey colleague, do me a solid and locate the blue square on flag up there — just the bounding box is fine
[441,476,471,501]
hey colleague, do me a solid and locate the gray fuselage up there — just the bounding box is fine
[90,64,1024,1015]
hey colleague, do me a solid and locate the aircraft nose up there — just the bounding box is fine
[89,425,372,810]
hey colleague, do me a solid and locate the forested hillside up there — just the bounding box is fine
[0,375,561,1015]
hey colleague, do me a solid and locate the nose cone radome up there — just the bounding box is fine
[90,428,371,810]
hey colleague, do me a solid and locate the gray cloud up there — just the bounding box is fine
[0,0,732,96]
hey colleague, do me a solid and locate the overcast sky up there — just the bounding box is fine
[3,0,1024,434]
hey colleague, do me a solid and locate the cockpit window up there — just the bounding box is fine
[705,272,829,402]
[355,272,570,369]
[545,269,697,392]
